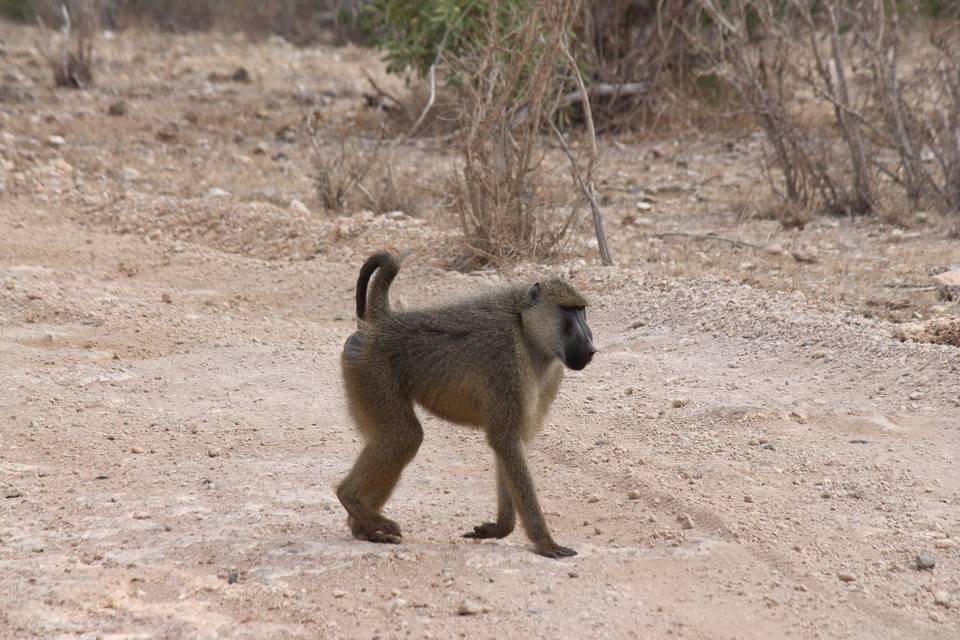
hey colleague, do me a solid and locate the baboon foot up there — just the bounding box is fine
[349,514,402,544]
[533,541,577,559]
[463,521,514,539]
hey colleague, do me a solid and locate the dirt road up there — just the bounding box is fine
[1,22,959,639]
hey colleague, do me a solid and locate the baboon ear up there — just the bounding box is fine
[528,282,541,306]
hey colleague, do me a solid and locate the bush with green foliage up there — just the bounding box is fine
[0,0,34,21]
[362,0,529,77]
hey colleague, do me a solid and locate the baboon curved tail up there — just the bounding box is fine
[356,252,400,321]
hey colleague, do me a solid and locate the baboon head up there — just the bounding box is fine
[522,279,595,371]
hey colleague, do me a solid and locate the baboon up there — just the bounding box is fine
[336,251,596,558]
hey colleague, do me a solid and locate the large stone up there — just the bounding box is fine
[933,268,960,301]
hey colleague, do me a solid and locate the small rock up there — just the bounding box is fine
[161,293,172,304]
[387,596,407,611]
[130,446,144,454]
[915,554,936,570]
[333,588,346,598]
[567,571,579,579]
[253,142,269,155]
[132,512,151,520]
[635,201,653,211]
[456,599,483,616]
[743,495,754,503]
[206,187,230,198]
[837,572,856,583]
[587,495,600,504]
[933,268,960,301]
[627,490,641,500]
[108,100,127,116]
[121,166,141,182]
[289,199,309,215]
[226,570,239,584]
[677,513,694,530]
[812,351,827,359]
[933,590,953,609]
[909,391,923,401]
[275,125,297,143]
[231,67,251,83]
[934,539,957,550]
[156,122,179,142]
[47,135,65,147]
[207,449,221,458]
[671,398,689,408]
[3,487,23,499]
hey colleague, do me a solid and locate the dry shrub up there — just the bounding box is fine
[696,0,960,220]
[39,0,101,88]
[449,0,589,264]
[310,122,420,217]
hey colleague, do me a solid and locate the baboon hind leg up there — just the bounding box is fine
[337,390,423,544]
[464,458,516,539]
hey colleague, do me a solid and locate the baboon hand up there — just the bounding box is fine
[463,521,514,539]
[533,541,577,559]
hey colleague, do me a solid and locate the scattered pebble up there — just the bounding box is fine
[671,398,689,408]
[933,590,953,609]
[289,199,309,215]
[743,495,754,503]
[226,570,239,584]
[587,495,600,504]
[627,490,641,500]
[121,166,141,182]
[206,187,230,198]
[108,100,127,116]
[161,293,172,304]
[333,588,347,598]
[130,446,144,454]
[909,391,923,401]
[207,449,221,458]
[915,554,936,570]
[677,513,694,530]
[47,135,65,147]
[837,572,856,583]
[132,512,151,520]
[456,599,483,616]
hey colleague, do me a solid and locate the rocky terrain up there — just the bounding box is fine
[1,22,959,639]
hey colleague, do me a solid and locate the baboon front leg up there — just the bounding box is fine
[489,435,576,559]
[336,402,423,545]
[463,459,516,539]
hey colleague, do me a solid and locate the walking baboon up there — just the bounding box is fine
[336,251,596,558]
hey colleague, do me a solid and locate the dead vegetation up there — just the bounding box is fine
[37,0,101,88]
[695,0,960,223]
[310,122,420,217]
[445,0,612,265]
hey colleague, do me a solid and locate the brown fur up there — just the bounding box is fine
[336,252,593,558]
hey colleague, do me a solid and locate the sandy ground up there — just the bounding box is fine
[1,22,960,639]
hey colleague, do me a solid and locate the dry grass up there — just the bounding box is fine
[39,0,101,88]
[310,122,422,217]
[448,0,589,264]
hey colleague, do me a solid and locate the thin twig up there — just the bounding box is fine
[648,231,816,263]
[405,63,437,138]
[558,31,613,265]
